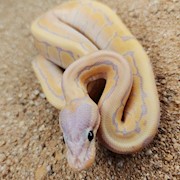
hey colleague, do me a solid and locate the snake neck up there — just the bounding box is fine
[61,51,132,105]
[61,50,133,142]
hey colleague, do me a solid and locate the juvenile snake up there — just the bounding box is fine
[31,0,160,170]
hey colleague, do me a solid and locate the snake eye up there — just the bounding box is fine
[88,130,94,141]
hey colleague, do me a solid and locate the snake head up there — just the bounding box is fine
[59,98,100,171]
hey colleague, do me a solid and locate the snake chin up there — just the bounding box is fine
[67,141,96,171]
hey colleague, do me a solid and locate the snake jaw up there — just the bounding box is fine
[66,139,96,171]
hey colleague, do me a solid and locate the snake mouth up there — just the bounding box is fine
[68,155,95,171]
[67,143,95,171]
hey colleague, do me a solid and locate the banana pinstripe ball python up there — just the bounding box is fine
[31,0,160,170]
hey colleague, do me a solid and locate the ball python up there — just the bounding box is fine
[31,0,160,171]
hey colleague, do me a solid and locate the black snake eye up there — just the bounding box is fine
[88,130,94,141]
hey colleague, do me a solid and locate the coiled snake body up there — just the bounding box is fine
[31,0,160,170]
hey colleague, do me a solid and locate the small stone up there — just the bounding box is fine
[165,154,173,161]
[29,100,34,105]
[0,129,3,136]
[55,152,62,161]
[14,157,19,164]
[172,138,177,143]
[117,160,124,168]
[7,97,13,101]
[9,137,17,143]
[35,165,47,180]
[146,149,153,156]
[163,165,169,173]
[39,125,45,131]
[164,174,170,180]
[18,93,23,98]
[153,154,159,160]
[141,166,145,171]
[154,162,163,169]
[149,2,159,14]
[5,112,11,118]
[40,93,46,99]
[0,153,6,162]
[173,143,179,149]
[108,160,112,165]
[161,79,166,84]
[167,6,174,13]
[33,89,40,96]
[19,121,25,127]
[6,159,13,166]
[35,101,39,106]
[0,23,5,31]
[65,175,71,180]
[175,165,179,171]
[1,165,9,176]
[46,165,53,175]
[0,140,6,147]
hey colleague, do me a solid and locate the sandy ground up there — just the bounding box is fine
[0,0,179,179]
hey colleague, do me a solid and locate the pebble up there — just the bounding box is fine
[9,137,17,143]
[173,143,179,149]
[149,2,159,14]
[55,152,62,161]
[19,121,25,127]
[162,165,169,173]
[161,79,166,84]
[154,160,163,169]
[117,160,124,168]
[153,154,159,160]
[0,165,9,176]
[145,149,153,156]
[164,174,170,180]
[39,124,45,131]
[33,89,40,96]
[0,23,4,31]
[0,140,6,147]
[141,166,145,171]
[108,159,112,165]
[167,6,174,13]
[40,93,46,99]
[46,165,53,175]
[7,97,13,102]
[0,153,6,162]
[165,154,173,162]
[5,112,11,118]
[172,138,177,143]
[0,129,3,136]
[35,165,47,180]
[35,101,39,106]
[6,159,13,166]
[29,100,35,105]
[18,93,23,98]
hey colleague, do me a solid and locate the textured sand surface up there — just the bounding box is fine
[0,0,179,179]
